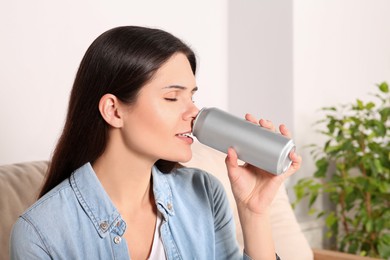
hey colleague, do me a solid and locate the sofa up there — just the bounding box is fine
[0,141,378,260]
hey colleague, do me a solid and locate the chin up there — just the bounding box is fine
[166,148,193,163]
[178,154,192,163]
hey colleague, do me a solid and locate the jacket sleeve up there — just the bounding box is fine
[209,174,281,260]
[208,173,245,259]
[10,217,51,260]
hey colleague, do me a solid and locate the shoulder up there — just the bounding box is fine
[15,178,74,229]
[22,178,73,221]
[171,166,221,184]
[170,166,224,193]
[163,166,229,213]
[10,179,72,258]
[10,216,51,258]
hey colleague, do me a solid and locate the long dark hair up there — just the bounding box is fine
[39,26,196,198]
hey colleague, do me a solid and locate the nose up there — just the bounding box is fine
[183,102,199,121]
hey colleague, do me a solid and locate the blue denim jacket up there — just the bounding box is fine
[10,163,256,259]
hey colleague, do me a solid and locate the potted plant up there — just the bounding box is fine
[293,82,390,258]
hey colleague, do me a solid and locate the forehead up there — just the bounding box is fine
[145,53,196,89]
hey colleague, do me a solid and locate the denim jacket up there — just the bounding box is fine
[10,163,272,259]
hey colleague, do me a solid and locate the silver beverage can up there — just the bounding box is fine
[192,107,295,175]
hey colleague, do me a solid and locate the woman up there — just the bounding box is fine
[10,26,301,259]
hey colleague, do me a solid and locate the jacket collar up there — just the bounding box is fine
[70,163,124,238]
[69,163,174,239]
[151,165,175,217]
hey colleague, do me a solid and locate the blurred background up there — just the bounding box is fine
[1,0,389,249]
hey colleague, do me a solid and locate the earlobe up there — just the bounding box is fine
[98,94,123,128]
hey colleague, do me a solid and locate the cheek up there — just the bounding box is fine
[126,103,176,143]
[140,100,181,134]
[130,100,161,126]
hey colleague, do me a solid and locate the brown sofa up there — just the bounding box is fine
[0,142,379,260]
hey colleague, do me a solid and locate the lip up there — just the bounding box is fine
[176,130,192,136]
[175,131,194,144]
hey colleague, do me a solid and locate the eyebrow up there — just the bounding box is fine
[163,85,198,92]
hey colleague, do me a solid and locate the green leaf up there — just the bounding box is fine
[324,106,337,111]
[365,219,373,232]
[348,240,358,254]
[375,218,385,232]
[379,107,390,122]
[309,193,318,208]
[357,99,364,110]
[325,145,342,155]
[314,158,329,178]
[317,211,325,218]
[325,212,337,228]
[375,121,387,137]
[308,208,317,216]
[378,181,390,193]
[378,82,389,93]
[374,159,384,174]
[365,102,375,110]
[293,185,304,202]
[345,189,358,210]
[378,234,390,258]
[293,178,315,204]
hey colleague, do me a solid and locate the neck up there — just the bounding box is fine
[92,138,156,212]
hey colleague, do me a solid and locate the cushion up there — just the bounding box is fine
[0,161,48,260]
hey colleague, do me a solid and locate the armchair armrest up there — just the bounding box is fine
[313,249,380,260]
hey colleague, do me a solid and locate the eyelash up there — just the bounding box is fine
[164,98,178,102]
[164,96,195,103]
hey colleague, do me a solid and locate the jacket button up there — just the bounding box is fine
[167,203,172,210]
[114,236,122,244]
[99,222,109,231]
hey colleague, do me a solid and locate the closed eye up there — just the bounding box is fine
[164,98,178,102]
[162,85,198,102]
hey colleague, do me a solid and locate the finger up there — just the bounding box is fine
[225,147,239,169]
[259,119,276,132]
[290,151,302,165]
[225,147,241,182]
[279,124,292,138]
[284,151,302,177]
[245,113,258,124]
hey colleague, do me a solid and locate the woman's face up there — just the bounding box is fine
[120,53,199,163]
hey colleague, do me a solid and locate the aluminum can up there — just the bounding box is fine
[192,107,295,175]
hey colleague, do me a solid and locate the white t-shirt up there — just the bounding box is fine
[148,211,166,260]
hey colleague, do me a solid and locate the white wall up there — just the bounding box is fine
[0,0,228,164]
[228,0,293,129]
[292,0,390,248]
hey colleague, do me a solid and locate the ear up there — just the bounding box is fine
[98,94,124,128]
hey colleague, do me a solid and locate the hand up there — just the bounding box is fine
[225,114,302,215]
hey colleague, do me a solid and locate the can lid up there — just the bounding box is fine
[277,139,296,174]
